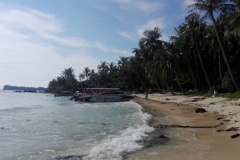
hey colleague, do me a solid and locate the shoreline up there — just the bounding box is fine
[128,93,240,160]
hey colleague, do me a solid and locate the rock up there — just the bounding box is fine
[226,127,239,131]
[223,119,230,122]
[231,134,240,139]
[143,134,170,148]
[195,108,207,113]
[55,155,84,160]
[216,129,225,132]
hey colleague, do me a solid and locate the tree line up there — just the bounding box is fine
[48,0,240,94]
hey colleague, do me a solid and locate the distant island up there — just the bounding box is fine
[2,85,47,91]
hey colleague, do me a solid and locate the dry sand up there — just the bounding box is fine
[130,93,240,160]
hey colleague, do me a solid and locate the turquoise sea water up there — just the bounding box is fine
[0,90,153,160]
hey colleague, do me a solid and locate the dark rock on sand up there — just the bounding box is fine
[195,108,207,113]
[55,155,85,160]
[146,134,169,147]
[226,127,239,131]
[231,134,240,139]
[142,130,170,148]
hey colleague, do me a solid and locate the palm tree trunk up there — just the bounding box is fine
[195,44,212,88]
[134,69,147,91]
[186,57,197,90]
[210,13,239,91]
[173,66,184,93]
[218,49,223,84]
[193,50,200,90]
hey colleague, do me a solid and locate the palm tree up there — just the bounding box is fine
[107,62,118,87]
[97,61,109,87]
[83,67,90,81]
[170,31,198,90]
[224,1,240,39]
[179,13,212,89]
[61,67,78,90]
[189,0,239,90]
[88,69,98,87]
[79,73,85,87]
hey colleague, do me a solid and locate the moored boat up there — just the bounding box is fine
[72,88,135,102]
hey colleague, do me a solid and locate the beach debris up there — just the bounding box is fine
[216,117,224,120]
[78,122,90,125]
[191,97,206,102]
[223,119,230,122]
[154,122,223,129]
[212,90,217,97]
[195,108,207,113]
[0,127,10,130]
[101,122,111,125]
[142,132,170,148]
[226,127,239,131]
[231,133,240,139]
[216,127,239,132]
[55,155,85,160]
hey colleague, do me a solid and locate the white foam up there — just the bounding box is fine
[83,125,154,160]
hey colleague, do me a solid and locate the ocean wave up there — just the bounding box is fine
[82,124,154,160]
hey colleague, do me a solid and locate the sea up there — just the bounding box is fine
[0,90,208,160]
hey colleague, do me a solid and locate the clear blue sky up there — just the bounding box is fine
[0,0,194,88]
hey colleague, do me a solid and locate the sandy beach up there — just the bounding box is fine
[128,93,240,160]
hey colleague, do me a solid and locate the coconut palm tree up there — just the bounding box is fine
[83,67,90,81]
[179,13,212,89]
[189,0,239,90]
[61,67,78,90]
[79,73,85,87]
[224,1,240,40]
[97,61,109,87]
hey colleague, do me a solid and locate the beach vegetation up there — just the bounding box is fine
[48,0,240,95]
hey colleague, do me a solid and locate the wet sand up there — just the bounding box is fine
[128,94,240,160]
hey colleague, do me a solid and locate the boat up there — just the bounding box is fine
[71,88,135,102]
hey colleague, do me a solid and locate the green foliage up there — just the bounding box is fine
[47,0,240,94]
[188,91,240,99]
[216,91,240,99]
[222,72,236,92]
[187,91,212,97]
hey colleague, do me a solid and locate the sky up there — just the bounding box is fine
[0,0,194,89]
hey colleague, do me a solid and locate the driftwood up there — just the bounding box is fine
[154,122,224,129]
[216,127,240,132]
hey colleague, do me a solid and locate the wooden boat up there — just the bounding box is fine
[72,88,135,102]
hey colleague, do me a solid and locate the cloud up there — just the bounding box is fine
[94,41,131,55]
[118,18,167,42]
[0,25,101,88]
[183,0,195,8]
[117,31,138,41]
[113,0,165,15]
[0,4,129,88]
[137,18,166,38]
